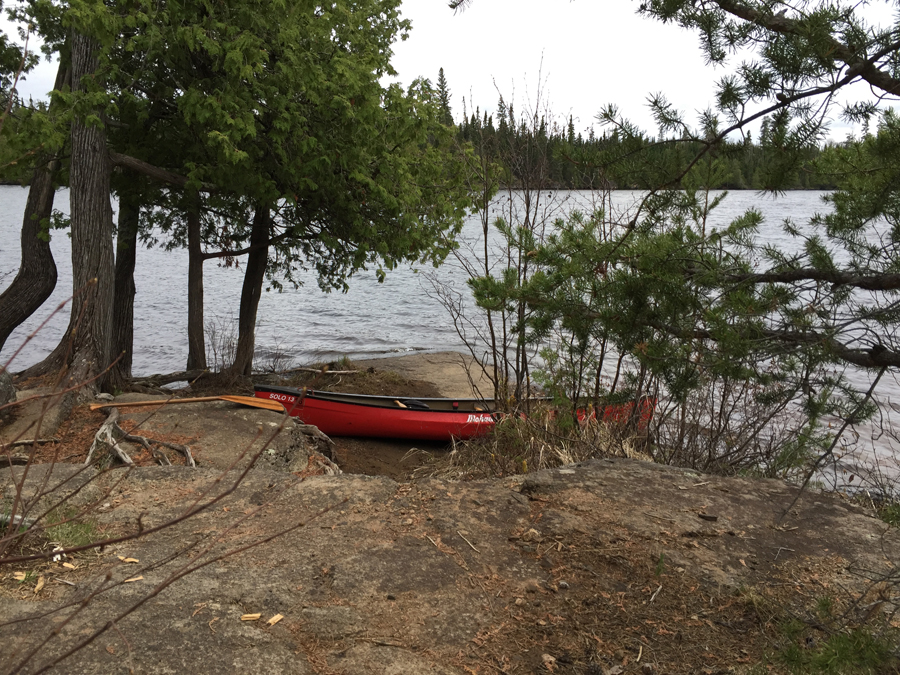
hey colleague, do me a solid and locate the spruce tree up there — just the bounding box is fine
[436,67,453,126]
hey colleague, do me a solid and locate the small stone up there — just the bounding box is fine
[402,518,413,526]
[541,653,556,666]
[95,392,114,402]
[514,597,525,606]
[524,580,541,594]
[558,580,569,589]
[641,663,655,675]
[386,594,396,601]
[522,528,542,542]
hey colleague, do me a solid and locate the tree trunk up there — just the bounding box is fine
[230,206,270,377]
[60,32,115,393]
[186,200,207,371]
[17,33,113,397]
[0,159,60,357]
[107,194,139,391]
[0,63,70,357]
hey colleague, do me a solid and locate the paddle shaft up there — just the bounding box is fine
[88,395,285,413]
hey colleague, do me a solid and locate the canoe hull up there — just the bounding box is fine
[254,385,496,441]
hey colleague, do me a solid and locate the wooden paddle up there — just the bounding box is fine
[89,395,286,413]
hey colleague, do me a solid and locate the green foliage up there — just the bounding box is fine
[5,0,476,288]
[457,108,833,191]
[654,552,665,577]
[876,501,900,528]
[460,0,900,478]
[45,508,97,549]
[777,618,897,674]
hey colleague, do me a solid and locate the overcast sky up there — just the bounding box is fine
[388,0,718,137]
[7,0,894,141]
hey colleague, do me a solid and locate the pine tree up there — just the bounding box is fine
[436,67,453,126]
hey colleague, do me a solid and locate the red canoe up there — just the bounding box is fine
[253,385,656,441]
[254,385,498,441]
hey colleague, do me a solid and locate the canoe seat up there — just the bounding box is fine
[401,399,430,411]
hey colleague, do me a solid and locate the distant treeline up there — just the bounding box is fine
[455,105,839,191]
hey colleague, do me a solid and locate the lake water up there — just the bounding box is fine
[1,186,835,375]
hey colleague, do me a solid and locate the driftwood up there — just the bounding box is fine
[86,407,134,466]
[3,438,60,447]
[280,366,359,375]
[86,406,196,467]
[130,369,208,386]
[122,432,195,467]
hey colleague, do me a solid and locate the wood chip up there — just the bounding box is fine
[13,572,26,582]
[62,562,76,569]
[34,576,45,593]
[267,614,284,626]
[117,556,140,563]
[241,613,261,621]
[124,576,144,583]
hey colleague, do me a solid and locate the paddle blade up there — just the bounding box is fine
[219,395,286,412]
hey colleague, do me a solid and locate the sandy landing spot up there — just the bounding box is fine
[352,350,493,399]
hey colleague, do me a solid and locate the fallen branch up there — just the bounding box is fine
[3,438,60,447]
[280,366,359,375]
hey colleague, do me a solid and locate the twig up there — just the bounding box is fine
[281,366,358,375]
[773,546,795,561]
[355,637,405,647]
[649,585,662,603]
[457,530,480,553]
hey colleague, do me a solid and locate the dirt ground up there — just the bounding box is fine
[2,351,900,674]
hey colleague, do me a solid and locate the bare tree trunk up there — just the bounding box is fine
[230,206,270,377]
[0,64,70,357]
[107,193,139,390]
[186,200,207,371]
[17,33,113,398]
[67,32,114,393]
